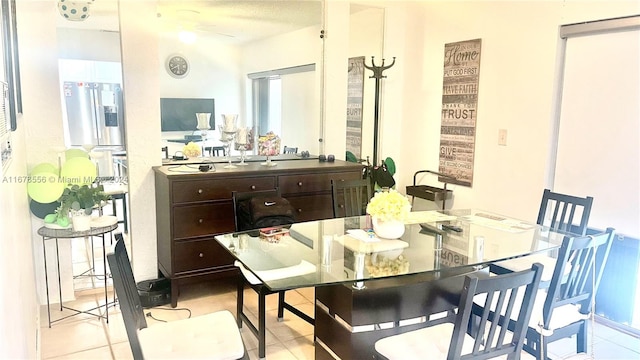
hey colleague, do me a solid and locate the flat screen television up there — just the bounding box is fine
[160,98,215,131]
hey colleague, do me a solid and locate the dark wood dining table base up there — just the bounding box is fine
[314,265,484,360]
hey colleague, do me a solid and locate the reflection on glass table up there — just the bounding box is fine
[214,209,566,292]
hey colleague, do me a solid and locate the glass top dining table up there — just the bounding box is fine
[214,209,566,292]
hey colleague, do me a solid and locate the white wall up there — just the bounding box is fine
[241,25,322,74]
[323,0,351,157]
[0,122,38,359]
[349,6,385,161]
[57,28,121,61]
[159,33,243,122]
[241,24,323,153]
[119,0,161,282]
[378,1,640,222]
[280,71,318,152]
[1,1,57,358]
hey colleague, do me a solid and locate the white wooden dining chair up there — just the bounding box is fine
[107,234,247,359]
[374,263,544,360]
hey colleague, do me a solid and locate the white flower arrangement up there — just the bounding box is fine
[182,141,201,157]
[366,189,411,221]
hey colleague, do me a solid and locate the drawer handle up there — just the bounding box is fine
[250,185,256,190]
[199,253,204,258]
[198,219,204,224]
[198,189,203,194]
[297,208,302,213]
[297,181,303,187]
[339,204,345,209]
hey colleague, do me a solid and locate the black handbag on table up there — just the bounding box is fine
[237,196,295,231]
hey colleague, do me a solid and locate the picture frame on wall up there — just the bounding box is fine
[346,56,365,159]
[1,0,21,131]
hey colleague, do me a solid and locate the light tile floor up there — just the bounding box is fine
[40,230,640,360]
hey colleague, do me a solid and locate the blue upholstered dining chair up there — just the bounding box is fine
[107,234,247,360]
[374,263,544,359]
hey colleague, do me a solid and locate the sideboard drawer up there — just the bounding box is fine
[173,239,235,274]
[287,194,334,222]
[279,172,361,196]
[173,203,235,239]
[172,177,276,203]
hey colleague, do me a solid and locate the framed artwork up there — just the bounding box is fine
[438,39,482,187]
[346,56,365,159]
[2,0,21,131]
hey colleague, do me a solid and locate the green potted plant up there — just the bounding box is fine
[44,184,111,230]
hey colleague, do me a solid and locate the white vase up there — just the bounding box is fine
[72,214,91,232]
[372,217,405,239]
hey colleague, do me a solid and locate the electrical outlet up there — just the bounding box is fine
[498,129,507,146]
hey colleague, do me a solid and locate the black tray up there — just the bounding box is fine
[406,185,452,202]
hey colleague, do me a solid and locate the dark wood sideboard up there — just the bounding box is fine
[154,159,364,306]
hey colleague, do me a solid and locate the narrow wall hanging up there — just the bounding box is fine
[346,56,365,159]
[438,39,482,187]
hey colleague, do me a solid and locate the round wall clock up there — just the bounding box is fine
[166,54,190,78]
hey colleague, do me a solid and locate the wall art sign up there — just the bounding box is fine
[1,0,21,132]
[438,39,482,187]
[346,56,365,159]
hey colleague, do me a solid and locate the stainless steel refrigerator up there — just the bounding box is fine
[62,81,125,147]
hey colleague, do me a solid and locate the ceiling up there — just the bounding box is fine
[157,1,321,43]
[56,0,323,44]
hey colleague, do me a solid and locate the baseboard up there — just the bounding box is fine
[595,315,640,339]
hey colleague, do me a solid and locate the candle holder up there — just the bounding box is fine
[236,144,248,166]
[220,114,239,168]
[235,126,250,165]
[196,113,212,158]
[219,128,237,169]
[235,127,254,160]
[261,155,274,167]
[199,130,209,158]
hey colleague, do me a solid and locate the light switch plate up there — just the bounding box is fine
[498,129,507,146]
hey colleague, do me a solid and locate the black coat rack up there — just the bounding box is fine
[363,56,395,166]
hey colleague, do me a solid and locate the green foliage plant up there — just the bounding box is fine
[44,184,111,227]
